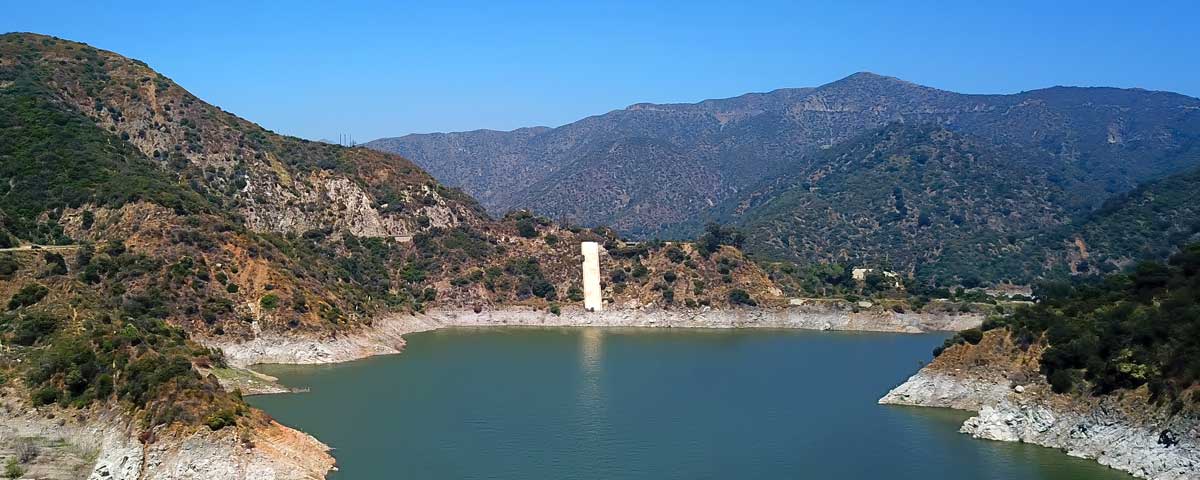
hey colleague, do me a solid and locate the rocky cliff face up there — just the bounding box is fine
[0,390,334,480]
[880,331,1200,479]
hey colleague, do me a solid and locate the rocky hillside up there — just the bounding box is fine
[369,73,1200,282]
[882,244,1200,479]
[0,33,783,338]
[0,32,794,478]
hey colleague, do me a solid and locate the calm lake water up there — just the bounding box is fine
[249,328,1131,480]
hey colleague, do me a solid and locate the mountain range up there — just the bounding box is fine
[367,73,1200,282]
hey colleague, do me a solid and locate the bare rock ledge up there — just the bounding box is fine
[879,338,1200,480]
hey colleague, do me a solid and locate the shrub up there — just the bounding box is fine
[1048,369,1075,394]
[728,289,756,306]
[259,294,280,310]
[696,223,745,257]
[665,245,686,263]
[41,252,68,276]
[7,283,49,310]
[516,217,538,238]
[205,408,237,431]
[13,439,36,463]
[610,270,627,284]
[12,312,60,346]
[31,386,60,406]
[566,286,584,302]
[4,459,23,480]
[0,255,19,280]
[959,328,983,345]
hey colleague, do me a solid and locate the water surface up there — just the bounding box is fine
[250,328,1131,479]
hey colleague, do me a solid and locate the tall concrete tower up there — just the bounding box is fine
[581,241,603,312]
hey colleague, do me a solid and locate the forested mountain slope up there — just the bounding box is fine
[370,73,1200,279]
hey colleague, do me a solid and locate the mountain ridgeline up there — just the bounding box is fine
[369,73,1200,284]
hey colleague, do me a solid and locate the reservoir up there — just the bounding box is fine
[249,327,1132,479]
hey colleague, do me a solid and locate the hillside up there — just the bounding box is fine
[0,32,789,468]
[1065,166,1200,270]
[881,245,1200,479]
[731,123,1071,284]
[369,73,1200,281]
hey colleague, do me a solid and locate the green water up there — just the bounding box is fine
[249,328,1132,479]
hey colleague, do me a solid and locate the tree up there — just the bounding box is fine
[696,223,745,257]
[728,289,756,306]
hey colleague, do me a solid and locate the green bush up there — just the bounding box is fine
[566,286,584,302]
[0,255,18,280]
[31,385,60,406]
[259,294,279,310]
[4,458,24,479]
[7,283,48,310]
[959,328,983,345]
[697,223,745,257]
[728,289,756,306]
[516,217,538,238]
[665,245,686,263]
[12,312,60,345]
[205,408,237,431]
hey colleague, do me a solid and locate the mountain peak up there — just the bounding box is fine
[826,71,920,89]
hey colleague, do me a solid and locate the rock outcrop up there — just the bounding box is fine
[879,331,1200,479]
[0,392,334,480]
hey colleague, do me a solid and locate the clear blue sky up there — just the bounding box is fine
[5,1,1198,141]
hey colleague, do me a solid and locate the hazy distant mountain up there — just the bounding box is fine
[368,73,1200,280]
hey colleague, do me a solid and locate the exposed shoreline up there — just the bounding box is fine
[0,390,334,480]
[878,334,1200,480]
[190,306,979,479]
[211,306,982,368]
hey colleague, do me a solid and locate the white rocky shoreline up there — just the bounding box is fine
[0,393,334,480]
[880,350,1200,479]
[211,305,983,367]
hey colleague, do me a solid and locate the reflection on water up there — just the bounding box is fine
[250,328,1133,480]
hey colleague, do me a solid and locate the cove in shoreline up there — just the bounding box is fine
[248,327,1133,480]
